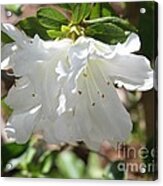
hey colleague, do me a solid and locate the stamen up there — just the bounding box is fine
[85,78,95,106]
[96,62,111,86]
[87,64,101,95]
[72,108,76,116]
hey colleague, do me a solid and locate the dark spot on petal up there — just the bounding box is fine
[32,93,35,97]
[114,83,119,88]
[83,73,87,77]
[101,94,105,98]
[92,102,95,106]
[78,90,82,95]
[107,81,110,86]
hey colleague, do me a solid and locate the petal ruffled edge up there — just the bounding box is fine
[1,23,29,47]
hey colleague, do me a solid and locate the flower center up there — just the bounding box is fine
[62,24,85,41]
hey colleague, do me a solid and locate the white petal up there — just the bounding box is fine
[84,33,153,91]
[1,43,17,63]
[154,57,158,91]
[37,41,71,118]
[92,53,153,91]
[66,37,91,91]
[5,105,41,143]
[34,118,60,144]
[74,34,140,57]
[54,76,91,143]
[54,111,82,143]
[59,37,134,150]
[5,33,72,76]
[95,33,141,55]
[84,137,102,151]
[74,36,113,59]
[69,36,91,60]
[4,34,72,118]
[86,61,133,142]
[1,23,29,47]
[55,60,68,81]
[5,77,40,114]
[57,94,66,115]
[122,33,141,53]
[60,59,132,150]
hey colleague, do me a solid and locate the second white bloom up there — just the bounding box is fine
[55,34,153,150]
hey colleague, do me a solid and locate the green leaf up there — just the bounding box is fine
[84,16,137,32]
[56,151,85,178]
[90,3,115,19]
[85,22,126,44]
[101,3,112,17]
[5,4,22,15]
[1,31,14,44]
[37,7,68,29]
[108,17,137,32]
[47,30,64,39]
[87,153,104,179]
[1,143,28,170]
[39,151,54,174]
[59,3,75,11]
[72,3,92,24]
[41,154,53,174]
[25,147,36,164]
[17,17,50,40]
[90,3,101,19]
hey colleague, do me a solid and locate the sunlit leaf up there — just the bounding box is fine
[87,153,103,179]
[47,30,64,39]
[101,3,119,17]
[39,150,56,174]
[1,31,14,44]
[90,3,101,19]
[56,151,85,178]
[25,147,36,164]
[41,154,53,174]
[84,16,137,32]
[72,3,92,24]
[85,22,126,44]
[90,3,115,19]
[37,7,68,29]
[17,17,50,40]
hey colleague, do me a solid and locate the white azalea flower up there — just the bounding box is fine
[53,34,153,150]
[2,23,72,144]
[1,23,153,150]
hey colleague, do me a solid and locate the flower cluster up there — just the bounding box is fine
[1,23,153,150]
